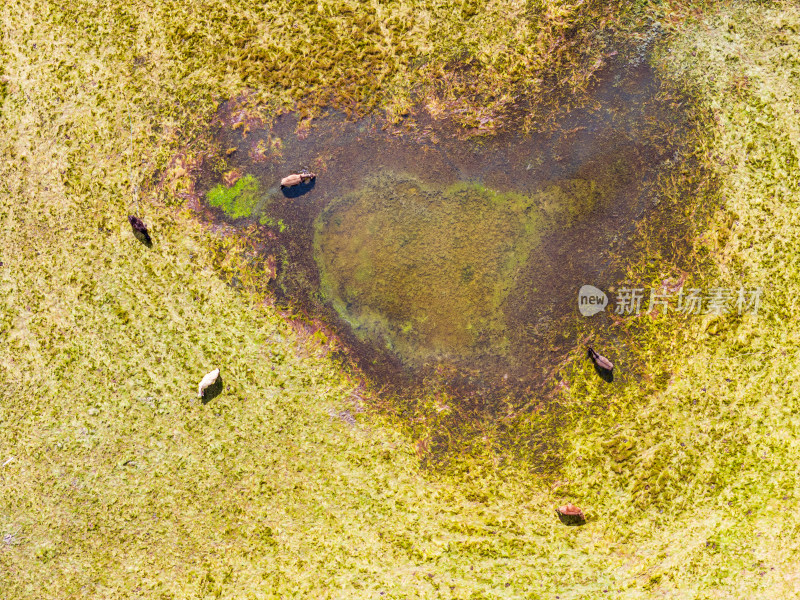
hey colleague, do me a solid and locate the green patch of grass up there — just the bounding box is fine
[258,213,286,231]
[206,174,262,219]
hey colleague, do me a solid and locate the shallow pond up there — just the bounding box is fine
[194,61,699,412]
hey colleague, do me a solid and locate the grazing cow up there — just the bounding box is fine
[280,170,315,189]
[556,503,586,525]
[587,347,614,372]
[128,215,151,245]
[198,368,220,399]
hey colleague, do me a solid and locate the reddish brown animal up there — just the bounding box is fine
[556,503,586,525]
[280,170,315,189]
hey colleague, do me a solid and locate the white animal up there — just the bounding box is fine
[198,368,220,399]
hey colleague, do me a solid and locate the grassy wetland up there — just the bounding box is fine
[2,0,800,598]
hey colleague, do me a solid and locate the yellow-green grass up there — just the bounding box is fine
[2,0,800,598]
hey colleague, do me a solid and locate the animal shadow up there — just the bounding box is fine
[132,229,152,247]
[556,512,586,526]
[593,364,614,383]
[202,374,224,404]
[281,179,316,199]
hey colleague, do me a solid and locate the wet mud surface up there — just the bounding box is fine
[191,61,702,421]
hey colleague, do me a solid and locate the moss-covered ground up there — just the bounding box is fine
[2,0,800,598]
[206,174,264,220]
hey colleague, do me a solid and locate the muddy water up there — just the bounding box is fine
[197,62,695,408]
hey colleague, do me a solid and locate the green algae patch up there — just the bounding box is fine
[258,213,286,231]
[315,173,552,365]
[206,174,265,220]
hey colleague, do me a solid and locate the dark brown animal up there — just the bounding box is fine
[587,347,614,372]
[128,215,151,245]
